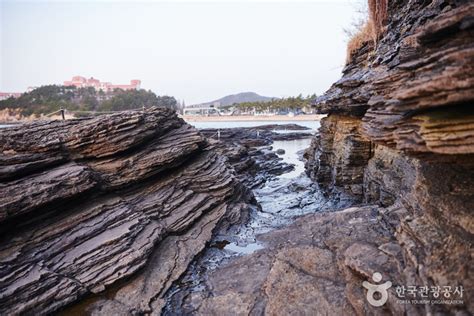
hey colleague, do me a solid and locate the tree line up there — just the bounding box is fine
[0,85,179,117]
[228,94,317,113]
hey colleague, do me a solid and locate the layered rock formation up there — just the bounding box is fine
[200,124,313,146]
[1,1,473,315]
[0,108,254,315]
[304,115,372,200]
[304,0,474,314]
[150,2,474,315]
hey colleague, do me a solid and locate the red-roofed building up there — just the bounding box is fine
[63,76,141,92]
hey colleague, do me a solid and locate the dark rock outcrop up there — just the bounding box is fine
[200,123,313,146]
[214,142,294,189]
[0,108,254,315]
[302,0,474,314]
[200,124,313,189]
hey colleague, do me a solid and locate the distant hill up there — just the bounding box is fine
[193,92,276,107]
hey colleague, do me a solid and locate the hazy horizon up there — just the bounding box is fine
[1,0,360,105]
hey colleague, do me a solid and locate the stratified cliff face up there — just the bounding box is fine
[0,108,253,315]
[305,115,372,200]
[305,0,474,314]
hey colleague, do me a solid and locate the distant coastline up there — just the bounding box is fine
[0,114,324,126]
[181,114,324,122]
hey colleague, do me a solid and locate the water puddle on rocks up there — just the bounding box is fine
[226,137,328,239]
[273,138,312,179]
[209,136,326,257]
[214,240,264,255]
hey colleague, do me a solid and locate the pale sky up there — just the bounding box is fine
[0,0,359,104]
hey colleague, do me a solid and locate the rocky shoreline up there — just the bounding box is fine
[161,166,353,315]
[199,125,313,188]
[144,1,474,314]
[0,1,472,315]
[0,109,317,315]
[160,1,474,314]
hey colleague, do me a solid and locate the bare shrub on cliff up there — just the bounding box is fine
[346,20,375,64]
[345,0,388,64]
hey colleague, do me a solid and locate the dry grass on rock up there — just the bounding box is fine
[346,0,387,64]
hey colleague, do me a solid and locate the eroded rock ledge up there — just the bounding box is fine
[303,0,474,314]
[0,108,254,315]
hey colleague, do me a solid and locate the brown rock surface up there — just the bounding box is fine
[304,115,372,200]
[165,206,418,315]
[301,0,474,314]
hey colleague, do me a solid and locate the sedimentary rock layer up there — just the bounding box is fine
[303,0,473,314]
[0,108,253,315]
[304,115,372,200]
[316,1,474,155]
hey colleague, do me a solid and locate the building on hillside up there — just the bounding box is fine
[0,92,22,101]
[63,76,141,92]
